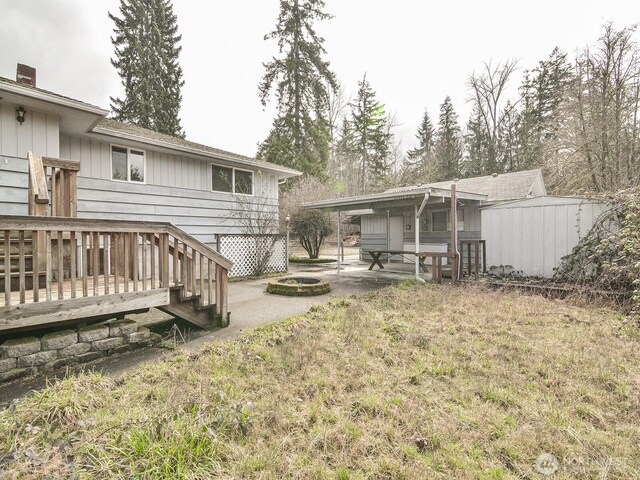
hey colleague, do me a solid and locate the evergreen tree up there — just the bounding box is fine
[109,0,185,137]
[433,96,463,181]
[257,0,337,176]
[463,106,489,177]
[347,74,392,191]
[406,109,435,180]
[518,47,573,171]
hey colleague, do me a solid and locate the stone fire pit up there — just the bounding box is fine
[266,276,331,296]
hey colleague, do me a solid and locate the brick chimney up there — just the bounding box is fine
[16,63,36,87]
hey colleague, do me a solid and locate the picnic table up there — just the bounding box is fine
[362,249,454,282]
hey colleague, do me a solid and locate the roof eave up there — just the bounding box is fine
[0,81,108,116]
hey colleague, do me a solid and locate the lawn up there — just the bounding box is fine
[0,283,638,479]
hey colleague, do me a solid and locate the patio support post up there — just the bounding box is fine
[450,184,458,282]
[415,191,430,280]
[386,210,390,264]
[337,209,341,273]
[414,204,420,279]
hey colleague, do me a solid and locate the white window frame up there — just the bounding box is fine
[110,144,146,184]
[211,163,254,196]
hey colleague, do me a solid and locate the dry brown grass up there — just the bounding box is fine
[0,282,639,479]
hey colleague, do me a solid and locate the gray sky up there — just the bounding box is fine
[1,1,638,158]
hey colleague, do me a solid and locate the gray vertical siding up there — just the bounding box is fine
[59,134,278,199]
[0,102,59,158]
[360,215,389,259]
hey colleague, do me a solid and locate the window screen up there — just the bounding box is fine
[431,211,448,232]
[111,146,128,181]
[129,150,145,182]
[234,170,253,195]
[212,165,233,192]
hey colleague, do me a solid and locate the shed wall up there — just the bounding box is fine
[481,198,606,277]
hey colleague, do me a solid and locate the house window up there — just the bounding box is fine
[111,146,145,183]
[212,164,254,195]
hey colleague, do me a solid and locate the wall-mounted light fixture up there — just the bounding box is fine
[16,106,26,125]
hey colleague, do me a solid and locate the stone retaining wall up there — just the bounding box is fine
[0,319,159,383]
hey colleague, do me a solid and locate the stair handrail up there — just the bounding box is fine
[27,151,50,212]
[166,225,232,271]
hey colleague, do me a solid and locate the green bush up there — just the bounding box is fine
[290,210,332,259]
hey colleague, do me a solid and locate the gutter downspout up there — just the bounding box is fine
[337,209,341,273]
[415,191,430,280]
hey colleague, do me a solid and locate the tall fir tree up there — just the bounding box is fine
[433,96,463,181]
[405,109,435,181]
[347,74,392,191]
[518,47,573,172]
[257,0,337,176]
[463,106,489,177]
[109,0,185,137]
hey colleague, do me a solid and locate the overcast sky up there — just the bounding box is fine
[1,1,638,158]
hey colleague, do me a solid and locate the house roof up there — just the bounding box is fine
[304,169,545,211]
[303,185,487,211]
[91,118,301,177]
[387,169,545,202]
[0,74,301,178]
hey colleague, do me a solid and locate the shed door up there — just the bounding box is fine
[389,216,404,261]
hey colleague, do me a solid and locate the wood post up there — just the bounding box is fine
[450,184,458,282]
[216,264,228,323]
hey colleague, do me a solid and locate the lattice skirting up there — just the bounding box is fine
[216,235,287,277]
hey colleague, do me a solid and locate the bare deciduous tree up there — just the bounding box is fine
[565,24,640,192]
[467,59,519,173]
[229,175,282,276]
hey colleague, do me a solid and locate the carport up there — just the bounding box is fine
[303,184,487,280]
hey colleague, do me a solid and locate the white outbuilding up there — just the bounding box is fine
[481,196,607,277]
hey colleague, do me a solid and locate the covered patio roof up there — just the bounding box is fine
[302,186,487,212]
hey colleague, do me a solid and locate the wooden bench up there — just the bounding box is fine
[362,249,454,282]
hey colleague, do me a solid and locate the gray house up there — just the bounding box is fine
[0,72,300,260]
[0,67,299,333]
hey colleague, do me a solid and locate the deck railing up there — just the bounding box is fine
[0,216,231,319]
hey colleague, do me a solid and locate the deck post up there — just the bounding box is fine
[337,209,341,273]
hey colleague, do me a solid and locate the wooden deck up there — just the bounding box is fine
[0,215,232,335]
